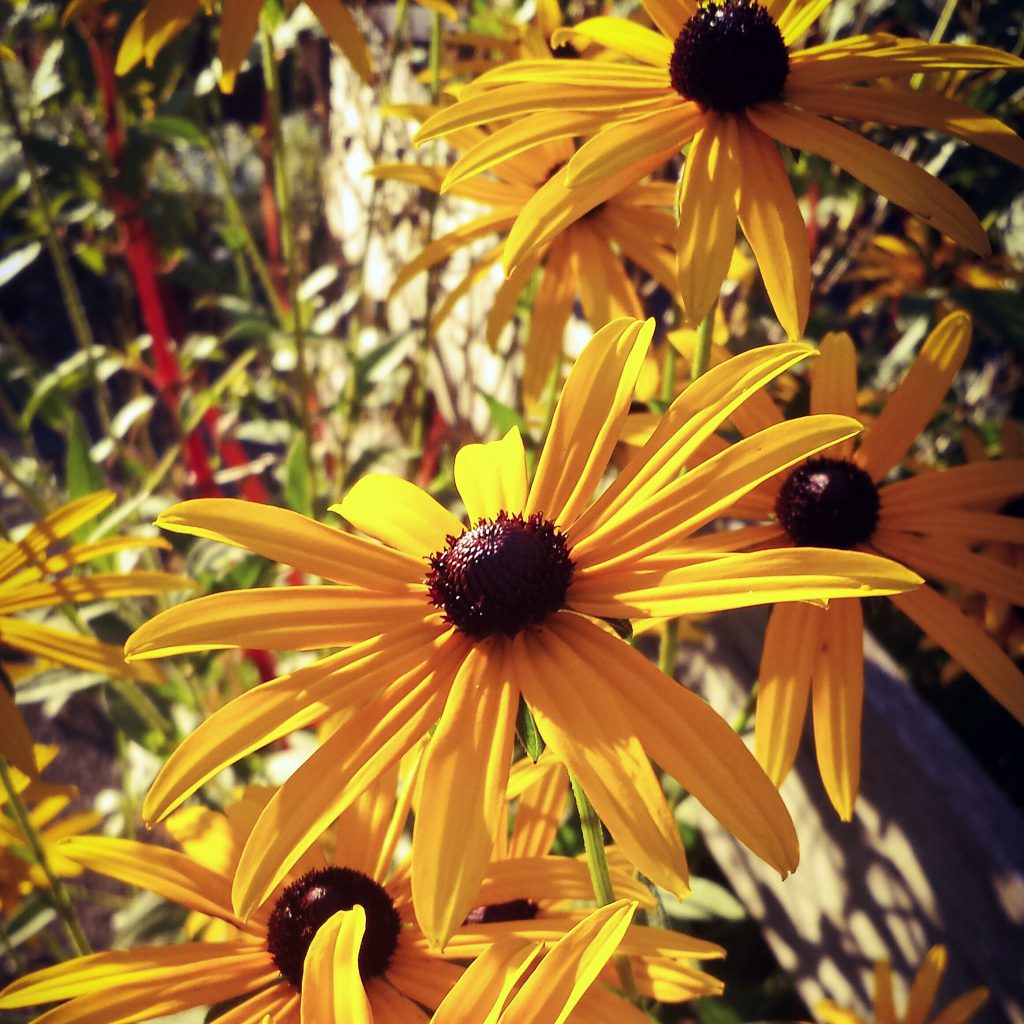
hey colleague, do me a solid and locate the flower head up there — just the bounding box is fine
[725,312,1024,817]
[126,318,920,944]
[416,1,1024,339]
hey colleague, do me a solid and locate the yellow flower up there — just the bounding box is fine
[377,112,679,402]
[0,491,190,775]
[126,318,919,945]
[62,0,455,92]
[0,774,720,1021]
[416,0,1024,339]
[725,312,1024,817]
[817,946,988,1024]
[0,746,101,916]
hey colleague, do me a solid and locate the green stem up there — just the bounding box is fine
[0,758,91,956]
[658,618,679,680]
[109,678,173,741]
[660,335,678,408]
[731,680,759,736]
[690,303,716,383]
[260,22,318,501]
[409,12,445,456]
[569,774,638,1001]
[209,131,288,326]
[0,59,115,441]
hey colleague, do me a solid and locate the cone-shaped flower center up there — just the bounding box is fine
[426,511,575,638]
[670,0,789,112]
[776,457,881,549]
[463,898,541,925]
[266,867,401,989]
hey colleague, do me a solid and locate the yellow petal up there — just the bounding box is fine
[0,492,113,581]
[676,117,741,329]
[335,475,464,558]
[747,104,990,256]
[125,586,427,658]
[527,318,653,527]
[872,530,1024,606]
[0,617,163,684]
[412,642,517,947]
[930,988,990,1024]
[143,621,441,823]
[855,311,971,480]
[881,460,1024,514]
[0,687,36,775]
[216,0,261,92]
[0,943,273,1016]
[553,614,799,877]
[431,938,540,1024]
[810,599,864,820]
[514,621,690,896]
[523,237,579,405]
[58,836,254,933]
[555,17,674,65]
[905,945,947,1024]
[891,583,1024,724]
[305,0,374,83]
[640,0,694,38]
[300,908,371,1024]
[575,415,864,567]
[786,84,1024,169]
[572,342,814,542]
[442,110,607,194]
[735,115,810,339]
[756,602,819,785]
[811,332,859,458]
[565,103,701,190]
[232,635,468,918]
[156,498,424,587]
[502,900,637,1024]
[505,155,679,276]
[455,429,529,526]
[572,547,921,619]
[0,572,191,615]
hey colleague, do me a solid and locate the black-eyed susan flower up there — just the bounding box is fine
[0,773,720,1022]
[723,312,1024,817]
[817,945,988,1024]
[125,318,920,945]
[0,491,190,775]
[415,1,1024,340]
[376,114,678,402]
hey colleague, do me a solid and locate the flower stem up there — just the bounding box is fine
[410,12,445,456]
[0,758,91,956]
[260,21,318,503]
[690,303,716,382]
[732,680,759,736]
[659,617,679,679]
[569,773,638,1001]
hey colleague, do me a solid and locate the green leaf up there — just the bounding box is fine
[516,697,545,762]
[695,997,745,1024]
[141,115,211,149]
[0,242,42,288]
[482,392,527,436]
[66,411,105,503]
[284,433,313,517]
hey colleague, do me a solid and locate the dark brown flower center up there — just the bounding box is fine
[463,898,541,925]
[426,511,574,638]
[776,457,881,549]
[266,867,401,990]
[669,0,789,112]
